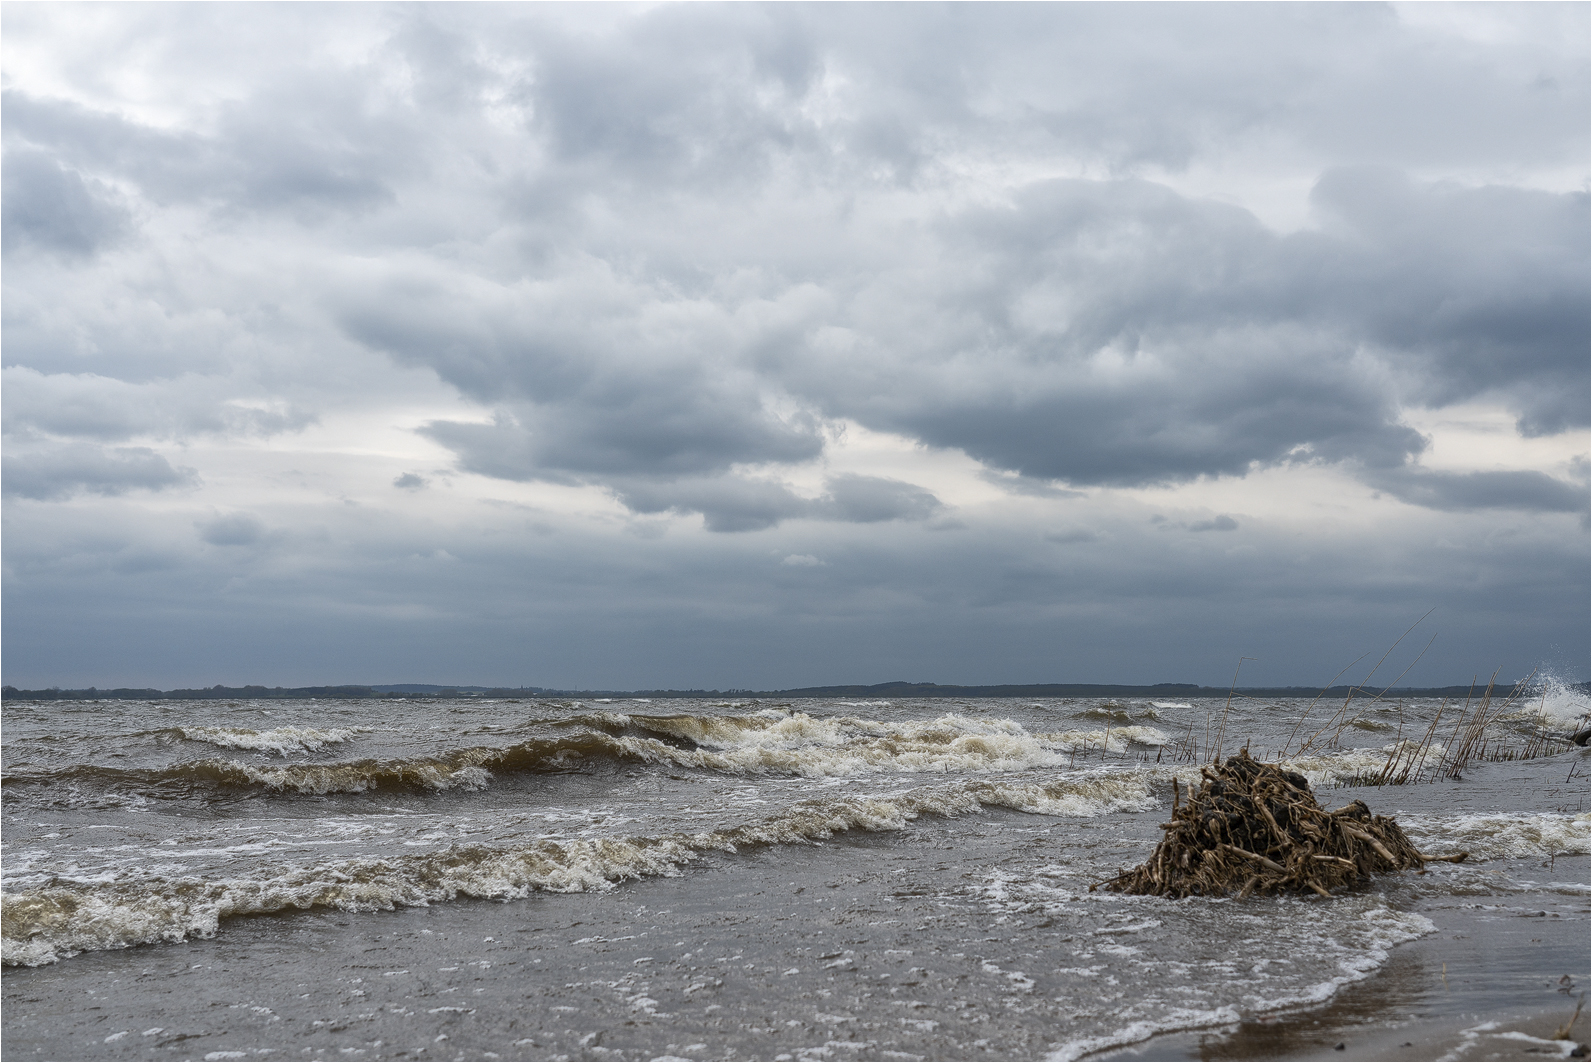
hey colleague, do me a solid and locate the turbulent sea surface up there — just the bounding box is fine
[2,694,1588,1061]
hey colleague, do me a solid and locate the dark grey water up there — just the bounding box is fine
[3,693,1587,1060]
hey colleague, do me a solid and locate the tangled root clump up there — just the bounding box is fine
[1098,749,1463,899]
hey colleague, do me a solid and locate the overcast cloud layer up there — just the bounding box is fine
[3,3,1587,689]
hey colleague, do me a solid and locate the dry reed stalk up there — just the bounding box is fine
[1210,657,1257,764]
[1294,612,1435,757]
[1281,651,1370,759]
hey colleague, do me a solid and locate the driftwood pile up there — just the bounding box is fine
[1098,749,1465,899]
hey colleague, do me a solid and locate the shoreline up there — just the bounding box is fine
[4,843,1585,1061]
[1097,866,1590,1062]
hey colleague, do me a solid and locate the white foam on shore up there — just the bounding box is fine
[1044,903,1434,1061]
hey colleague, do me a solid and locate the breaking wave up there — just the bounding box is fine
[0,773,1156,966]
[176,726,369,755]
[4,714,1171,796]
[1399,811,1591,861]
[1069,706,1162,723]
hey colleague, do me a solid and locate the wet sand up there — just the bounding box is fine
[1100,860,1591,1062]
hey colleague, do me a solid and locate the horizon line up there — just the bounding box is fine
[5,677,1586,701]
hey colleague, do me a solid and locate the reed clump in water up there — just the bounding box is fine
[1096,749,1462,899]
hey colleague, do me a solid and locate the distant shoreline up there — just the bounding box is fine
[5,679,1586,702]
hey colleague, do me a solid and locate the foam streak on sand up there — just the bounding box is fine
[1044,904,1437,1061]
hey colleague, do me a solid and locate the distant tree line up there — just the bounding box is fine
[6,680,1580,702]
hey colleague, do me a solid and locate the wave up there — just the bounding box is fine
[1036,726,1169,754]
[0,773,1156,966]
[176,726,369,755]
[599,713,1167,776]
[1277,744,1449,788]
[1399,811,1591,861]
[1345,717,1397,732]
[4,714,1172,797]
[1523,675,1591,729]
[1,735,623,797]
[1069,706,1162,723]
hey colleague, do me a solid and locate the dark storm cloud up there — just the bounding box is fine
[789,174,1585,491]
[2,444,196,501]
[1,3,1587,690]
[1306,168,1590,437]
[340,263,827,487]
[588,472,939,533]
[5,482,1582,689]
[1366,467,1589,515]
[610,473,941,533]
[7,5,1586,515]
[417,401,820,484]
[611,475,813,533]
[338,167,1585,506]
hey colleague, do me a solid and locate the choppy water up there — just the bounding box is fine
[3,693,1587,1059]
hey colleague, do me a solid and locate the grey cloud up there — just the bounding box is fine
[528,9,822,187]
[419,403,820,486]
[1366,467,1588,514]
[1187,515,1239,533]
[614,476,812,533]
[7,9,1585,513]
[1,368,317,444]
[200,513,265,546]
[787,173,1582,495]
[385,168,1582,506]
[3,84,401,218]
[6,472,1581,689]
[2,444,196,500]
[611,473,943,533]
[1307,167,1590,436]
[979,470,1086,499]
[1,147,126,258]
[348,266,826,482]
[814,474,941,524]
[507,4,1587,189]
[792,179,1428,487]
[394,473,429,491]
[2,4,1588,696]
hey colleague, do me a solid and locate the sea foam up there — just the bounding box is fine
[0,773,1155,966]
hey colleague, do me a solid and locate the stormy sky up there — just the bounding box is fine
[3,2,1587,690]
